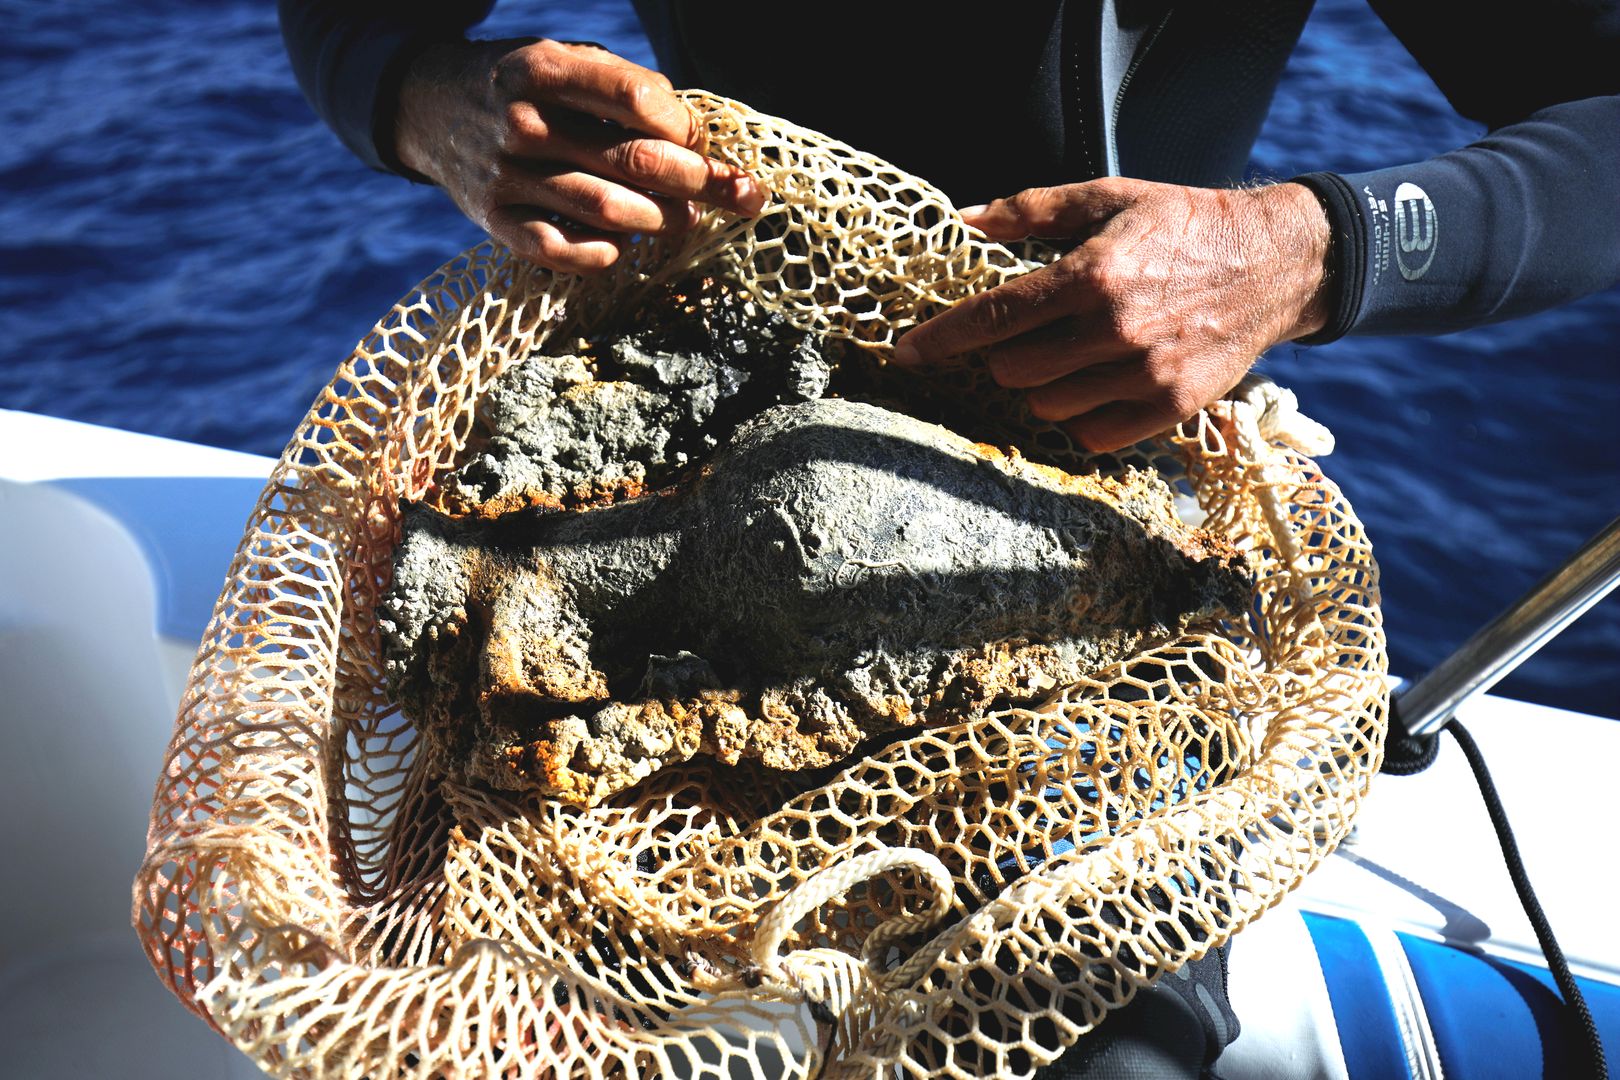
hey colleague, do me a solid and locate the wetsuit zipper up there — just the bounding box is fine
[1109,7,1173,176]
[1063,2,1099,180]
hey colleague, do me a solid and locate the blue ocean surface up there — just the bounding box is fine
[2,0,1615,716]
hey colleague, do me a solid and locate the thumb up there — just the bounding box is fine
[961,178,1142,240]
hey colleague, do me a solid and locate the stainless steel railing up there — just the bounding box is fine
[1395,515,1620,736]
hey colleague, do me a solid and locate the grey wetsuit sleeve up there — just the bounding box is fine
[277,0,495,175]
[1292,1,1620,341]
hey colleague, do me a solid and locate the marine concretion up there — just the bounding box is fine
[380,396,1252,807]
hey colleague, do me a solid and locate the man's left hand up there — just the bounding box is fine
[892,179,1331,452]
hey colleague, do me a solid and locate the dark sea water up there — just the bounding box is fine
[2,0,1616,716]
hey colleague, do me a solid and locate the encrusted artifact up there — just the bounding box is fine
[381,396,1251,807]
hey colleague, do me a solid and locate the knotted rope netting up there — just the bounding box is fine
[135,92,1386,1078]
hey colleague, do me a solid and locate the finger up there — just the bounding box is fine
[960,179,1140,240]
[550,126,766,214]
[1063,400,1174,453]
[526,51,700,147]
[491,208,624,274]
[1024,363,1150,423]
[498,167,696,235]
[893,262,1077,366]
[984,317,1125,389]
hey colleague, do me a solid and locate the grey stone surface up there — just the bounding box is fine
[442,295,837,513]
[382,398,1251,806]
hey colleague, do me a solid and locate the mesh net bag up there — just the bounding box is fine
[135,92,1387,1078]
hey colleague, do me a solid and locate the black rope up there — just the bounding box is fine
[1447,719,1609,1080]
[1379,712,1440,775]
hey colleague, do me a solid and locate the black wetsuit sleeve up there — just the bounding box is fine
[1292,1,1620,341]
[277,0,495,175]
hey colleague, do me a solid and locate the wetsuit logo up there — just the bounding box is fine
[1393,182,1437,281]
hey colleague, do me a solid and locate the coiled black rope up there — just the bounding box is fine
[1379,719,1440,776]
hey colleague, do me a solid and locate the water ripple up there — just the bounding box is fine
[1,0,1614,715]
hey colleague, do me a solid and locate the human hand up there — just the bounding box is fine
[394,38,767,273]
[892,179,1331,451]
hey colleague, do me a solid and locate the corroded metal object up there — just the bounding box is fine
[381,398,1252,807]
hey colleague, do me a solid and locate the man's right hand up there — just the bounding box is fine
[394,38,766,274]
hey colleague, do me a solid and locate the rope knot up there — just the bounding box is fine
[744,847,956,1024]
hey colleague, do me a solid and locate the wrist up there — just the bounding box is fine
[1285,173,1369,345]
[1257,181,1333,341]
[393,39,475,183]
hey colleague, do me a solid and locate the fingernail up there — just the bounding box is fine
[733,176,767,213]
[958,204,989,218]
[892,340,920,366]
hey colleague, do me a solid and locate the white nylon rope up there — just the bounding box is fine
[752,848,956,977]
[1226,375,1334,613]
[673,846,959,1027]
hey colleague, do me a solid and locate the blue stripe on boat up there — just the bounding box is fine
[1304,911,1413,1080]
[1399,931,1620,1080]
